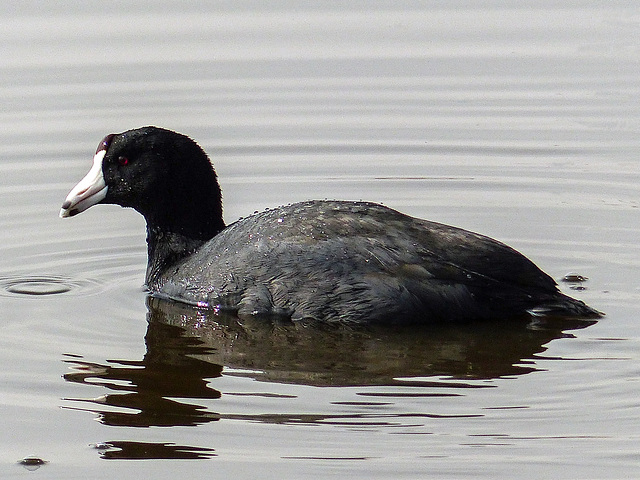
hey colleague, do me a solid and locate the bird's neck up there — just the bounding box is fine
[144,213,225,290]
[139,159,226,290]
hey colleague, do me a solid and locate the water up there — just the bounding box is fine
[1,2,639,478]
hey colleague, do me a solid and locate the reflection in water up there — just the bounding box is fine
[63,319,222,427]
[146,297,597,385]
[63,297,596,458]
[94,441,215,460]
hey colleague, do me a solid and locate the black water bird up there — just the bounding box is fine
[60,127,601,324]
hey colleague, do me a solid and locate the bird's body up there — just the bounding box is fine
[60,127,601,324]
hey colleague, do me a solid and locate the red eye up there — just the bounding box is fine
[117,156,129,166]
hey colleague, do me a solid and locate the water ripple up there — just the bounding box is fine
[0,275,103,297]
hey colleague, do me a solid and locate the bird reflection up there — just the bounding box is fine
[142,297,597,385]
[63,318,222,428]
[63,296,596,436]
[94,441,215,460]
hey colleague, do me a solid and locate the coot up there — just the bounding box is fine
[60,126,601,324]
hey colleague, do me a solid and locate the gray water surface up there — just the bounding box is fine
[1,2,639,479]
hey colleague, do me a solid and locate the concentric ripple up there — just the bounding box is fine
[0,275,103,297]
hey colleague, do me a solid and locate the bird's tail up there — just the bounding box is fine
[528,293,603,319]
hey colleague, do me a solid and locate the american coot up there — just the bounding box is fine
[60,126,601,324]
